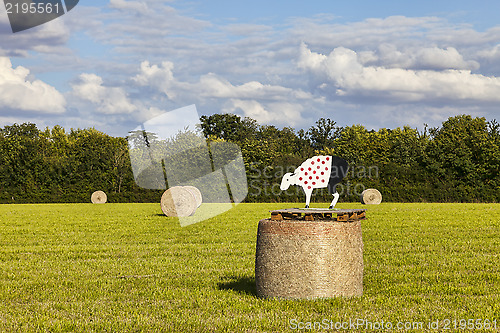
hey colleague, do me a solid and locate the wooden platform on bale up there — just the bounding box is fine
[270,208,366,222]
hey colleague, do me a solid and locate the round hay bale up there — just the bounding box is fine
[91,191,107,204]
[161,186,197,217]
[183,186,202,208]
[360,188,382,205]
[255,219,364,299]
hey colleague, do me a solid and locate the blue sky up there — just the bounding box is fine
[2,0,500,136]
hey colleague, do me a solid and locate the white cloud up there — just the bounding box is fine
[412,47,478,70]
[71,73,136,114]
[298,43,500,104]
[198,73,301,100]
[97,1,211,51]
[133,61,176,99]
[224,99,305,126]
[133,60,313,103]
[132,58,312,126]
[0,13,70,57]
[369,44,479,70]
[109,0,149,14]
[477,44,500,60]
[290,16,443,52]
[129,59,317,127]
[0,57,66,113]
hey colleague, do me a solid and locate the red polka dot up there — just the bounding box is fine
[299,177,302,181]
[325,167,329,170]
[305,172,308,176]
[312,182,316,185]
[308,167,311,171]
[308,186,311,189]
[309,176,312,180]
[300,168,304,171]
[313,171,316,174]
[317,166,320,169]
[304,181,308,184]
[322,161,325,164]
[316,176,319,179]
[326,157,330,161]
[311,161,315,165]
[317,158,320,162]
[322,179,325,183]
[321,172,324,175]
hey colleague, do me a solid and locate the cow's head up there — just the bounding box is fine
[280,172,296,191]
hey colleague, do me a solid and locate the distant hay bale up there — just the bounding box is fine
[91,191,107,204]
[161,186,197,217]
[255,219,364,299]
[360,189,382,205]
[183,186,202,208]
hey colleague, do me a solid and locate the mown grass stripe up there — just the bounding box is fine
[0,203,498,332]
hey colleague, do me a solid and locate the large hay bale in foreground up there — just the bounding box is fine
[161,186,198,217]
[91,191,107,204]
[360,188,382,205]
[255,219,364,299]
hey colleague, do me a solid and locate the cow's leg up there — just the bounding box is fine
[304,188,313,208]
[329,192,340,209]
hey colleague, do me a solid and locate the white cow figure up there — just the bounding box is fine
[280,155,349,209]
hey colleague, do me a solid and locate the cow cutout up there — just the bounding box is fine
[280,156,348,209]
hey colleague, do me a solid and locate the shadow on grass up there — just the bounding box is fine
[218,276,257,297]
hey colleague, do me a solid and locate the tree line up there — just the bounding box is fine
[0,114,499,204]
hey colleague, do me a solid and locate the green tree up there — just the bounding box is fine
[307,117,341,150]
[0,123,46,200]
[423,115,497,201]
[199,114,258,143]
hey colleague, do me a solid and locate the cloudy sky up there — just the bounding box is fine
[2,0,500,136]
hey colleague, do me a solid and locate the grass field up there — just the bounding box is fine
[0,202,499,332]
